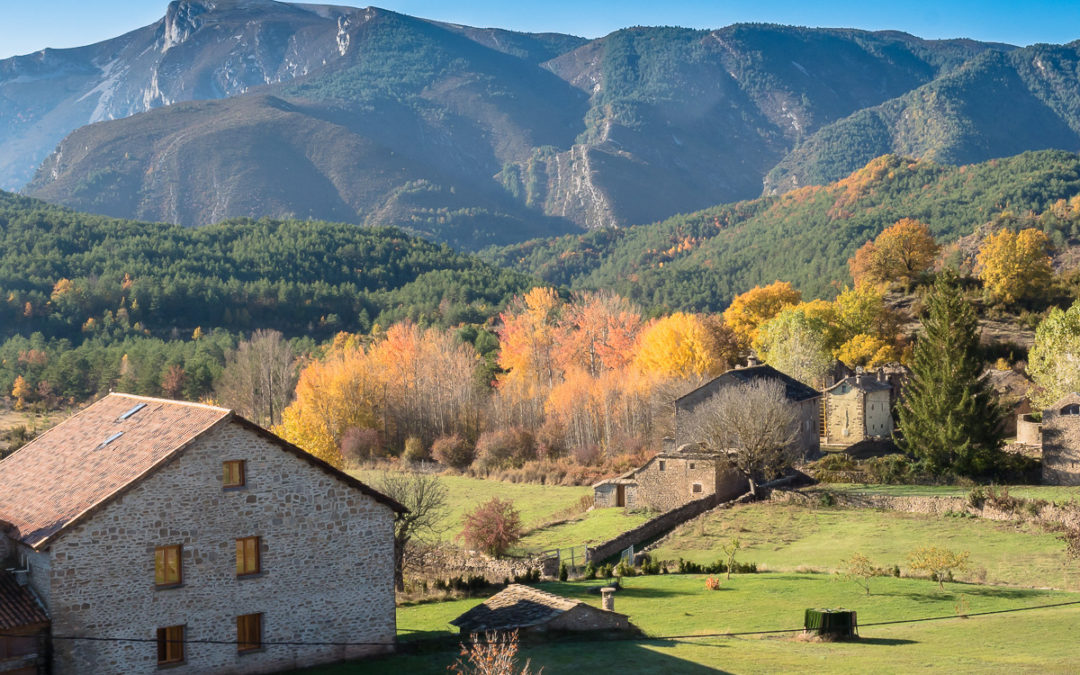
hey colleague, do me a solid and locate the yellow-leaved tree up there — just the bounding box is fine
[634,312,728,379]
[849,218,939,288]
[722,281,802,349]
[976,228,1053,304]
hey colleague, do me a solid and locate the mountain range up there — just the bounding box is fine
[4,1,1080,247]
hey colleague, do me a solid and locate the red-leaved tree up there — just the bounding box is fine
[461,498,522,557]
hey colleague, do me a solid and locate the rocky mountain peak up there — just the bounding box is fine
[162,1,211,51]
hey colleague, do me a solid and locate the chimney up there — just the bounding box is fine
[601,586,616,612]
[746,354,760,367]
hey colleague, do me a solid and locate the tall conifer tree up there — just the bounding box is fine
[897,272,1004,476]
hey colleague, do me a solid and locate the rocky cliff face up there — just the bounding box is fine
[0,0,355,189]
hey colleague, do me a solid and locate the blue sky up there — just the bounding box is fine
[2,0,1079,59]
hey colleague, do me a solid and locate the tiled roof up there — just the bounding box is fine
[0,393,405,550]
[450,585,582,632]
[824,375,892,393]
[0,571,49,630]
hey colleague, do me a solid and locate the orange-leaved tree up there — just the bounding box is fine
[976,227,1053,305]
[635,312,729,379]
[849,218,939,288]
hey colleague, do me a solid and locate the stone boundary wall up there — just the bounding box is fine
[586,486,756,563]
[1017,414,1043,446]
[772,490,1080,531]
[408,545,559,583]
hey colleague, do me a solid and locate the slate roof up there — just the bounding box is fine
[0,393,405,550]
[675,364,820,413]
[824,375,892,393]
[450,584,586,632]
[0,571,49,630]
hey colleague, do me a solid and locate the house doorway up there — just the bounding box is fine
[616,484,626,507]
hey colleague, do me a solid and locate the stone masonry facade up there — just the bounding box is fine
[1042,394,1080,485]
[825,385,891,445]
[21,420,397,674]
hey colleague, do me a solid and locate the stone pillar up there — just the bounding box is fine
[601,587,616,612]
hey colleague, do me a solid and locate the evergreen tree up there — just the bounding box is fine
[897,272,1004,477]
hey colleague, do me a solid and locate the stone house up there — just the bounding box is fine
[1041,393,1080,485]
[593,446,745,511]
[0,393,405,675]
[449,584,633,634]
[822,372,893,446]
[673,363,821,458]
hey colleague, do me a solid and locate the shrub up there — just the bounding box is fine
[615,561,636,577]
[431,434,475,470]
[461,497,522,557]
[536,419,568,460]
[705,576,721,591]
[475,428,536,471]
[339,427,380,465]
[571,443,603,466]
[559,562,568,581]
[402,436,427,464]
[583,563,597,580]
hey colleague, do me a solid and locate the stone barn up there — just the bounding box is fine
[450,584,634,634]
[1041,393,1080,485]
[673,362,821,459]
[822,372,893,446]
[0,393,405,675]
[593,446,746,511]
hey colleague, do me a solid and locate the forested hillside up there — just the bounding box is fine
[484,151,1080,310]
[0,191,533,403]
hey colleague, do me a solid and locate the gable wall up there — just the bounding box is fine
[1042,405,1080,485]
[44,421,396,674]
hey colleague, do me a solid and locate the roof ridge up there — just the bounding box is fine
[107,392,232,413]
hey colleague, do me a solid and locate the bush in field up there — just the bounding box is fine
[432,434,475,470]
[402,436,427,464]
[475,428,536,471]
[461,497,522,557]
[907,546,970,590]
[339,427,380,465]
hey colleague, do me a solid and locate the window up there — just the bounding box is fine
[692,483,703,494]
[689,462,695,469]
[155,545,182,586]
[223,460,246,488]
[156,625,184,665]
[659,460,666,471]
[236,537,261,577]
[237,613,263,653]
[1062,404,1080,416]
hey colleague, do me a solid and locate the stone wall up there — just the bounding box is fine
[796,399,821,458]
[1016,414,1043,447]
[825,387,891,445]
[586,486,749,564]
[408,545,558,584]
[44,420,397,675]
[631,456,740,512]
[1042,405,1080,485]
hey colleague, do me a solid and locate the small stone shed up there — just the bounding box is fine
[822,372,893,446]
[1041,393,1080,485]
[673,363,821,458]
[0,569,50,675]
[592,445,745,511]
[449,585,633,634]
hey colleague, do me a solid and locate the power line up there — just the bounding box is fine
[4,598,1080,649]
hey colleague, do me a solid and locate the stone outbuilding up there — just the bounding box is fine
[592,445,746,511]
[673,362,821,458]
[1041,393,1080,485]
[822,372,893,446]
[0,393,405,675]
[449,584,634,634]
[0,569,50,675]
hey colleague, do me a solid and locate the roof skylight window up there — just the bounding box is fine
[119,403,147,420]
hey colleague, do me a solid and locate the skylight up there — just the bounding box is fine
[99,432,124,448]
[119,403,147,420]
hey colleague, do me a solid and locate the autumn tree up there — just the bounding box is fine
[897,273,1005,477]
[376,471,448,591]
[553,290,641,376]
[849,218,939,288]
[216,329,299,427]
[686,378,800,495]
[723,281,802,349]
[1027,300,1080,408]
[634,312,728,379]
[754,308,833,386]
[496,287,562,427]
[907,547,970,590]
[976,228,1053,304]
[462,497,522,557]
[11,375,30,410]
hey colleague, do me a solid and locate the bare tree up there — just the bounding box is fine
[686,378,799,496]
[215,329,298,426]
[376,471,449,591]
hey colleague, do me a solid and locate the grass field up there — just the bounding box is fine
[303,573,1080,674]
[348,470,648,553]
[650,502,1080,589]
[810,483,1080,504]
